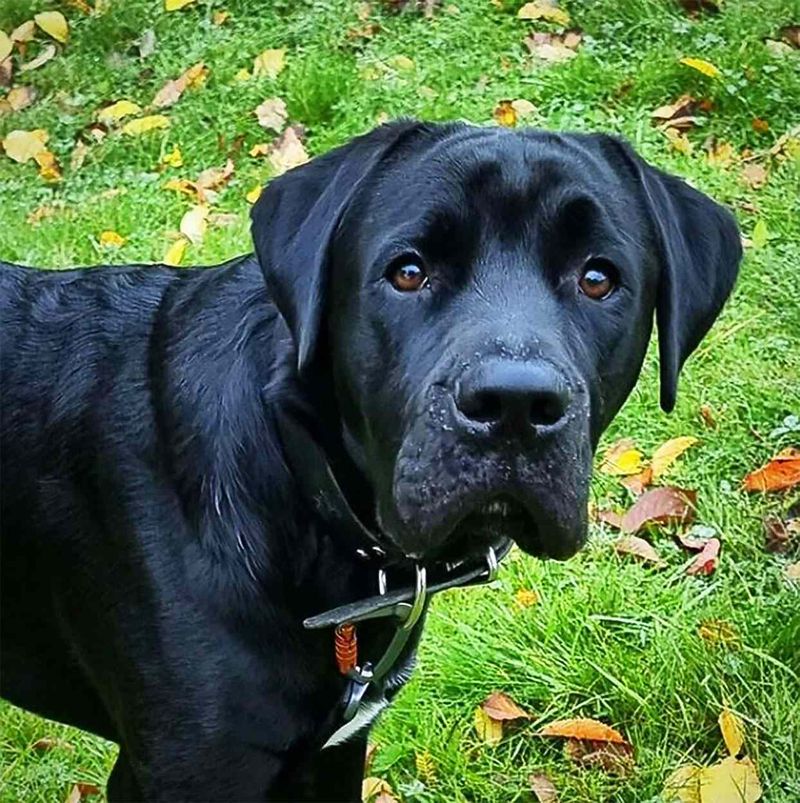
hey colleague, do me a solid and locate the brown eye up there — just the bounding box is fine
[388,261,428,292]
[578,259,617,300]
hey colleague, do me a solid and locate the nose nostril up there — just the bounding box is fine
[460,390,504,424]
[530,392,568,427]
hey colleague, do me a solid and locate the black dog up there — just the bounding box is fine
[0,121,741,801]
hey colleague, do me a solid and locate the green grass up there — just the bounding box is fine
[1,0,799,800]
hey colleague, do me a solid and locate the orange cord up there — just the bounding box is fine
[334,623,358,675]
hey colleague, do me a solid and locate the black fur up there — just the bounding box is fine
[0,121,741,801]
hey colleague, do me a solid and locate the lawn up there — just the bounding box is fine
[1,0,799,801]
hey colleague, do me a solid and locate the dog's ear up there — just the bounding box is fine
[251,120,424,374]
[609,139,742,412]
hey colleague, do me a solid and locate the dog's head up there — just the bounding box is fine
[252,121,741,561]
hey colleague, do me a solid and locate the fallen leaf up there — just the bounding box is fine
[493,99,517,127]
[517,1,570,26]
[614,535,667,568]
[751,117,769,134]
[699,404,717,428]
[677,0,720,14]
[99,230,125,247]
[751,219,768,249]
[685,537,721,575]
[35,150,62,181]
[511,98,537,119]
[6,85,37,112]
[763,515,800,553]
[664,127,693,155]
[2,128,49,163]
[70,140,89,171]
[253,48,286,79]
[213,10,231,25]
[163,237,188,266]
[234,67,251,82]
[137,28,157,59]
[779,24,800,48]
[165,0,196,10]
[595,507,624,529]
[741,163,768,189]
[565,738,634,776]
[706,138,735,167]
[538,718,626,743]
[162,145,183,168]
[31,737,74,752]
[743,448,800,492]
[0,31,11,62]
[474,706,503,745]
[152,62,208,108]
[676,524,716,552]
[34,11,69,44]
[515,588,540,607]
[246,185,262,204]
[20,43,57,72]
[482,692,531,722]
[255,97,288,132]
[179,204,209,246]
[698,618,738,646]
[11,20,36,43]
[529,773,558,802]
[269,125,309,175]
[621,487,696,534]
[621,467,653,496]
[600,438,644,476]
[362,776,397,802]
[524,31,580,62]
[387,54,415,71]
[208,212,239,228]
[122,115,170,136]
[0,57,12,87]
[664,756,762,803]
[163,177,196,196]
[64,783,102,803]
[719,709,745,758]
[97,100,142,124]
[651,436,698,479]
[679,56,720,78]
[786,562,800,582]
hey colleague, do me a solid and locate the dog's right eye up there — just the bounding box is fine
[387,260,429,292]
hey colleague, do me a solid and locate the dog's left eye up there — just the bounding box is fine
[387,260,429,292]
[578,258,617,300]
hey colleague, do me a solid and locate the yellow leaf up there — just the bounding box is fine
[751,219,768,249]
[719,709,745,758]
[600,438,644,476]
[179,204,209,246]
[517,1,570,26]
[474,706,503,745]
[0,31,12,62]
[680,57,721,78]
[7,86,37,112]
[121,115,170,136]
[212,10,230,25]
[362,777,394,802]
[163,178,196,196]
[493,100,517,127]
[2,129,49,163]
[163,237,188,266]
[701,756,762,802]
[651,436,698,479]
[34,150,61,182]
[253,48,286,79]
[165,0,196,10]
[11,20,36,43]
[511,98,537,119]
[246,185,262,204]
[665,127,693,155]
[234,68,251,82]
[34,11,69,44]
[663,765,702,803]
[162,146,183,168]
[414,751,436,785]
[387,54,415,71]
[99,230,125,247]
[97,100,142,124]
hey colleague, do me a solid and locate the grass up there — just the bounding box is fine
[1,0,799,800]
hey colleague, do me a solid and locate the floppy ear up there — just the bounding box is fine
[611,141,743,412]
[251,120,425,374]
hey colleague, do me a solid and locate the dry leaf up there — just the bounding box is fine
[595,507,624,529]
[180,204,209,246]
[99,230,125,247]
[482,692,531,722]
[538,718,626,743]
[614,535,667,568]
[11,20,36,43]
[31,737,74,752]
[779,24,800,48]
[621,486,696,534]
[517,1,570,26]
[269,125,309,175]
[162,146,183,168]
[21,43,57,72]
[122,115,170,136]
[0,31,12,62]
[524,31,580,62]
[565,738,634,776]
[663,756,761,803]
[515,588,540,607]
[165,0,196,10]
[474,706,503,745]
[529,773,558,802]
[743,448,800,492]
[255,97,288,132]
[213,10,231,25]
[253,48,286,79]
[70,140,89,171]
[2,128,49,163]
[208,212,239,228]
[0,57,12,87]
[699,404,717,428]
[719,709,745,757]
[786,562,800,582]
[163,237,188,266]
[152,62,208,108]
[196,159,234,194]
[36,150,62,181]
[6,86,37,112]
[741,163,768,189]
[698,618,738,646]
[679,57,720,78]
[493,100,517,127]
[678,0,721,14]
[97,100,142,124]
[511,98,537,119]
[676,525,716,552]
[685,537,720,575]
[621,467,653,496]
[246,185,262,204]
[600,438,644,476]
[362,776,396,802]
[34,11,69,44]
[763,515,799,553]
[706,138,735,167]
[665,127,693,155]
[651,436,698,479]
[64,783,102,803]
[651,94,701,129]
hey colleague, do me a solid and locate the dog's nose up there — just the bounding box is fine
[456,360,571,433]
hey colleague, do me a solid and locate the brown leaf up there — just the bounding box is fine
[779,24,800,48]
[699,404,717,428]
[751,117,770,134]
[621,487,696,534]
[196,158,234,194]
[677,0,720,13]
[152,62,208,108]
[529,773,559,802]
[685,537,721,576]
[31,737,74,752]
[786,562,800,582]
[740,162,768,189]
[482,691,531,722]
[6,85,37,112]
[614,535,667,568]
[763,515,800,553]
[620,467,653,496]
[254,97,287,132]
[0,57,13,87]
[594,507,624,530]
[523,30,581,62]
[651,94,702,130]
[675,525,716,552]
[538,718,626,743]
[565,738,634,776]
[743,449,800,492]
[268,125,309,175]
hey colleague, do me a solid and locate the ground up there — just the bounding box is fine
[0,0,799,801]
